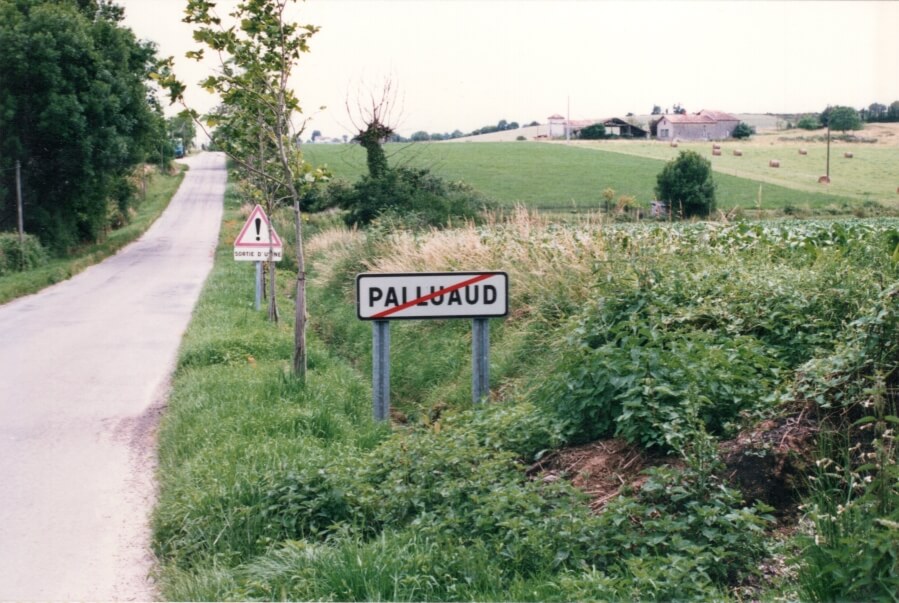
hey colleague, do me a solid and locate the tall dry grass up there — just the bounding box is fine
[308,207,616,322]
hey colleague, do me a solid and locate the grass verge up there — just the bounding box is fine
[0,164,185,304]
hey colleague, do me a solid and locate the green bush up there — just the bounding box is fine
[579,123,606,140]
[333,167,490,228]
[654,150,717,218]
[797,115,822,130]
[732,121,754,139]
[0,232,48,274]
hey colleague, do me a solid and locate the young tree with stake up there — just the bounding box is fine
[155,0,326,380]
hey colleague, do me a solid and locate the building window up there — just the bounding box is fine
[660,128,669,138]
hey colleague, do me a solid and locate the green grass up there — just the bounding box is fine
[302,141,864,212]
[0,166,185,304]
[583,134,899,204]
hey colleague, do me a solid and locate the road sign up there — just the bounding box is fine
[356,272,508,320]
[233,204,283,262]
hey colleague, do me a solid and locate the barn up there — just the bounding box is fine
[653,110,740,141]
[547,114,649,139]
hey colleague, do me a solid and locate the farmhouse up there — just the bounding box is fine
[653,110,740,141]
[547,114,648,138]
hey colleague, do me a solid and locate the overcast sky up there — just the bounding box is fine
[121,0,899,138]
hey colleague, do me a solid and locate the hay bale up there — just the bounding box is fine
[712,149,722,156]
[733,149,743,157]
[670,141,678,148]
[844,152,854,158]
[712,143,721,150]
[818,175,831,184]
[769,159,780,168]
[798,148,808,155]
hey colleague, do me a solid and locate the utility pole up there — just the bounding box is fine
[566,95,571,143]
[15,160,24,268]
[826,120,831,182]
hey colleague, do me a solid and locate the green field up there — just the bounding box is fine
[302,141,867,212]
[584,134,899,204]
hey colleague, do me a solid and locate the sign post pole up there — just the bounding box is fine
[372,320,390,421]
[254,261,263,310]
[472,318,489,404]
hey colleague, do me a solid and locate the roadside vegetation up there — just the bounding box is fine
[154,172,899,599]
[0,165,184,304]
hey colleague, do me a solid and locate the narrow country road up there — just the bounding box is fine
[0,152,225,601]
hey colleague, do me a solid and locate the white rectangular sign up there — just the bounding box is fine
[356,272,508,320]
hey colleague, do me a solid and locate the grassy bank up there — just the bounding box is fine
[302,141,864,213]
[0,164,185,304]
[154,189,899,600]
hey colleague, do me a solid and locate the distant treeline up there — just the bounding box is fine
[397,118,541,142]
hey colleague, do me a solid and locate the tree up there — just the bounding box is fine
[311,129,322,141]
[0,0,165,251]
[797,115,821,130]
[672,103,686,115]
[655,150,716,218]
[410,130,430,141]
[821,105,862,131]
[347,79,399,179]
[158,0,325,380]
[167,110,198,151]
[888,101,899,122]
[651,105,662,115]
[731,122,753,139]
[579,123,606,140]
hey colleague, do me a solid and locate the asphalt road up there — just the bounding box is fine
[0,152,225,601]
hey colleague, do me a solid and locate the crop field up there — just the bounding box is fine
[583,122,899,205]
[302,139,881,213]
[154,191,899,600]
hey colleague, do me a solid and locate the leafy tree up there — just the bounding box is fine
[167,110,197,151]
[866,103,887,122]
[888,101,899,122]
[579,123,606,140]
[821,105,862,131]
[655,150,716,218]
[672,103,686,115]
[651,105,662,115]
[0,0,165,251]
[731,122,753,139]
[797,115,822,130]
[410,131,430,141]
[159,0,325,379]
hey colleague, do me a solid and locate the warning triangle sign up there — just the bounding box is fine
[233,204,283,262]
[234,205,283,249]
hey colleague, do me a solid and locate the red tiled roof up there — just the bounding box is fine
[698,109,739,122]
[659,114,716,124]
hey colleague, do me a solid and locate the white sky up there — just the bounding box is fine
[121,0,899,138]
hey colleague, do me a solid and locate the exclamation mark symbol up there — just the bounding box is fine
[255,218,261,241]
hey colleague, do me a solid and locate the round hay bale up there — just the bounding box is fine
[818,175,831,184]
[733,150,743,157]
[769,159,780,168]
[798,148,808,155]
[712,149,722,156]
[712,143,721,150]
[844,152,854,158]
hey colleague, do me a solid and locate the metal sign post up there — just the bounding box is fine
[254,261,263,310]
[472,318,490,404]
[357,272,508,421]
[372,320,390,421]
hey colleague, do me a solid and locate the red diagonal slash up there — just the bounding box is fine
[371,273,495,319]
